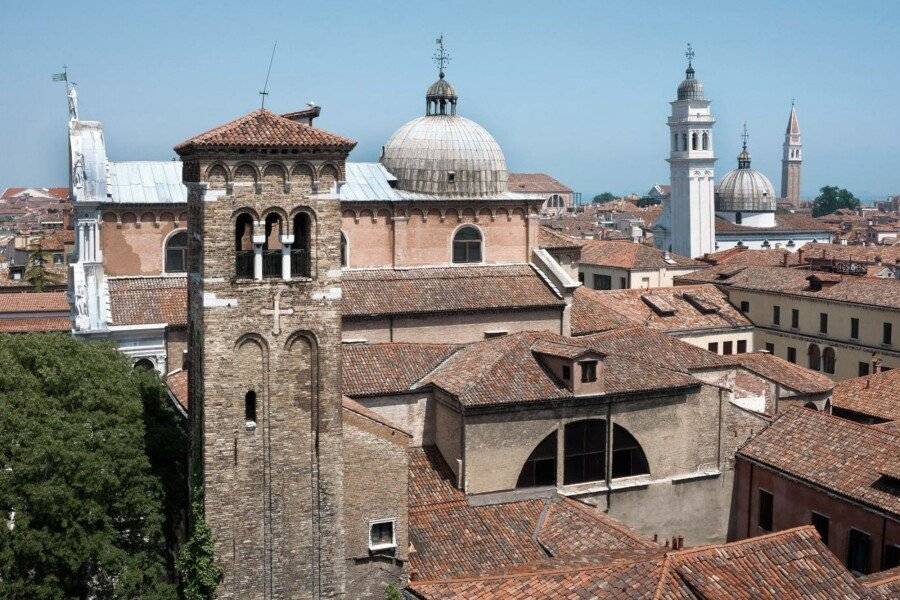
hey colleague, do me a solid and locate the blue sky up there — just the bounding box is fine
[1,0,898,200]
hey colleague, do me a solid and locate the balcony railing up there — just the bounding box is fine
[235,251,254,279]
[290,249,311,278]
[262,250,281,279]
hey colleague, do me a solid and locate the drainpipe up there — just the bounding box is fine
[605,402,613,512]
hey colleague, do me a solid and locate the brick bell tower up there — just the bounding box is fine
[175,108,356,599]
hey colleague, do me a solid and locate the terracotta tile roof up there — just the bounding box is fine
[507,173,572,194]
[714,213,832,234]
[1,187,69,200]
[174,109,356,153]
[571,284,751,336]
[732,352,834,395]
[537,226,583,250]
[165,369,189,413]
[722,266,900,310]
[831,369,900,423]
[669,525,867,599]
[341,265,564,317]
[421,330,700,408]
[738,407,900,517]
[580,240,704,270]
[0,291,69,313]
[700,247,800,267]
[409,446,465,509]
[342,343,461,397]
[799,242,900,265]
[107,276,187,326]
[859,565,900,599]
[0,317,71,333]
[410,525,864,599]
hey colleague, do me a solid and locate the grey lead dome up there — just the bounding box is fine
[716,151,777,212]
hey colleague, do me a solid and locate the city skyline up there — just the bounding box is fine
[2,0,899,200]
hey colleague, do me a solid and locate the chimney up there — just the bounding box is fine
[782,252,788,267]
[797,248,804,263]
[677,535,684,549]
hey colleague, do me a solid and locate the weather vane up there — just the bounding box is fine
[685,43,695,67]
[741,122,749,151]
[52,65,78,120]
[433,34,451,77]
[259,41,278,110]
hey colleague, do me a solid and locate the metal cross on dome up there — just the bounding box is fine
[685,43,695,67]
[433,34,451,77]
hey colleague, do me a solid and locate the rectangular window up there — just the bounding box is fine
[885,544,900,570]
[619,277,627,289]
[594,274,612,290]
[580,360,597,383]
[758,489,773,531]
[791,309,799,329]
[578,272,585,284]
[740,301,750,314]
[820,313,828,334]
[787,346,797,363]
[850,317,859,339]
[561,365,571,380]
[772,305,781,326]
[723,341,734,356]
[641,277,650,288]
[564,419,606,484]
[369,519,396,551]
[707,342,719,354]
[884,322,893,345]
[847,529,871,575]
[811,512,830,545]
[859,362,870,376]
[765,342,775,353]
[737,340,747,354]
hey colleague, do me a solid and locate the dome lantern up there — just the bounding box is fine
[715,123,777,213]
[426,35,458,116]
[677,43,705,101]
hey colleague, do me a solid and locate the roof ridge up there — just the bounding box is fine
[780,405,900,445]
[668,524,818,559]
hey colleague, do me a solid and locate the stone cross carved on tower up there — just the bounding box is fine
[260,287,294,336]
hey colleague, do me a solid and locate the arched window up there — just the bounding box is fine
[564,420,605,485]
[235,214,254,278]
[735,212,743,224]
[452,226,482,263]
[691,132,698,150]
[516,430,557,488]
[702,132,709,150]
[244,390,257,426]
[808,344,821,371]
[134,358,155,371]
[611,424,650,478]
[291,212,312,278]
[164,230,188,273]
[263,213,283,278]
[672,133,678,152]
[340,232,348,267]
[681,133,688,151]
[822,347,836,374]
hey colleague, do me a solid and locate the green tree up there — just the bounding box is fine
[592,192,617,204]
[176,483,221,600]
[812,186,861,217]
[636,196,661,208]
[0,333,178,599]
[385,583,403,600]
[23,242,61,292]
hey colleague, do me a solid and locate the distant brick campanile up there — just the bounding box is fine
[175,108,356,599]
[780,103,802,207]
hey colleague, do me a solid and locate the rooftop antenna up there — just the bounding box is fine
[259,41,278,110]
[433,34,451,78]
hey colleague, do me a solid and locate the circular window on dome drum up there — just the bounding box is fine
[452,226,482,263]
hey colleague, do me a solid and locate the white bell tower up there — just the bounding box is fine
[663,45,716,258]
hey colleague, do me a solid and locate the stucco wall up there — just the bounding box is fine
[434,396,462,482]
[100,208,188,276]
[579,264,701,290]
[356,392,434,447]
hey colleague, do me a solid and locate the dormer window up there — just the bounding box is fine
[447,172,456,183]
[580,360,597,383]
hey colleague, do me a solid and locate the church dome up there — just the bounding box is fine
[381,114,508,196]
[677,65,705,101]
[716,140,776,212]
[426,76,456,100]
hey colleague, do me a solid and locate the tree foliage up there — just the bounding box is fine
[812,185,860,217]
[23,243,61,292]
[385,583,403,600]
[592,192,617,204]
[176,480,221,600]
[636,196,661,208]
[0,333,179,599]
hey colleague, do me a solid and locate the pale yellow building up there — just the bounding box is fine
[720,267,899,379]
[578,240,704,290]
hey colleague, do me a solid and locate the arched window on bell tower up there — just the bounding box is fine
[235,213,254,278]
[244,390,257,427]
[691,132,698,150]
[702,132,709,150]
[292,212,312,278]
[681,133,688,151]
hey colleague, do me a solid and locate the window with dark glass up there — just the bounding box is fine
[885,544,900,570]
[858,362,870,376]
[516,430,557,488]
[735,212,743,224]
[561,365,571,380]
[578,272,585,283]
[564,420,605,485]
[452,226,482,263]
[723,341,734,355]
[340,232,347,267]
[819,312,828,334]
[787,346,797,363]
[580,360,597,383]
[822,347,836,375]
[850,317,859,339]
[165,231,189,273]
[369,520,395,550]
[594,274,612,290]
[611,425,649,478]
[791,309,799,328]
[244,390,257,426]
[847,529,871,575]
[707,342,719,354]
[758,489,773,531]
[811,512,830,545]
[740,301,750,313]
[808,345,821,371]
[765,342,775,353]
[619,277,627,288]
[884,322,893,345]
[773,305,781,325]
[737,340,747,354]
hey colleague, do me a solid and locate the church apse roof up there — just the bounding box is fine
[174,109,356,153]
